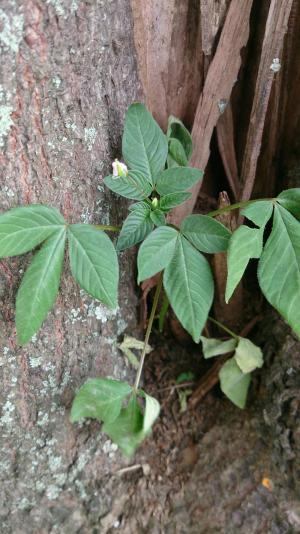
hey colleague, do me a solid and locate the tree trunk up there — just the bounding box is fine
[1,1,300,532]
[0,1,141,531]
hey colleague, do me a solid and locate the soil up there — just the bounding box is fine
[77,311,300,534]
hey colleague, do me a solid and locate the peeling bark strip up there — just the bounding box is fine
[130,0,203,129]
[200,1,239,200]
[240,0,294,202]
[170,0,253,227]
[200,0,229,60]
[216,103,239,200]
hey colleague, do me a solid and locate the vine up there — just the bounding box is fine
[1,103,300,455]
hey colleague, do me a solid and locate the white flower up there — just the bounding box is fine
[112,159,128,178]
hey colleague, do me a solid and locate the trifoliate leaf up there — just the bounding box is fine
[104,170,153,200]
[128,201,150,212]
[155,167,202,196]
[241,200,273,227]
[102,395,144,457]
[122,103,168,184]
[150,209,166,227]
[181,214,231,253]
[226,225,263,303]
[258,205,300,338]
[138,390,160,435]
[0,204,65,258]
[137,226,178,283]
[219,358,251,409]
[117,206,153,251]
[163,235,214,342]
[16,228,66,345]
[70,378,132,424]
[159,192,191,211]
[234,337,263,373]
[277,188,300,219]
[200,336,237,358]
[167,115,193,160]
[167,138,188,167]
[68,224,118,308]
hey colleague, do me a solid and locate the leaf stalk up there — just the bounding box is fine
[134,274,163,391]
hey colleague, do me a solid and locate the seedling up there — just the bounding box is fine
[1,103,300,455]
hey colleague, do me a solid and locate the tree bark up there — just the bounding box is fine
[0,1,141,531]
[1,1,300,532]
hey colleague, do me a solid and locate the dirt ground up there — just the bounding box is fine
[75,312,300,534]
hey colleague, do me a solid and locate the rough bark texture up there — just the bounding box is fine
[169,0,254,227]
[1,0,300,533]
[130,0,203,130]
[0,1,141,531]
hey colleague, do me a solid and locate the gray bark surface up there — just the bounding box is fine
[1,1,300,533]
[0,1,140,531]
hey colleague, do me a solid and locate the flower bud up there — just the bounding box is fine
[151,197,159,208]
[112,159,128,178]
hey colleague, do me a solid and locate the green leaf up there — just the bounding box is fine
[226,225,263,303]
[129,201,150,212]
[68,224,118,308]
[70,378,132,424]
[138,390,160,435]
[0,204,65,258]
[176,371,195,384]
[137,226,178,283]
[241,200,273,227]
[219,358,251,409]
[122,103,168,184]
[16,228,66,345]
[234,337,263,373]
[277,189,300,219]
[117,206,153,251]
[167,138,188,167]
[258,205,300,337]
[163,235,214,342]
[200,336,237,358]
[181,215,231,253]
[167,115,193,160]
[155,167,203,196]
[159,192,191,211]
[104,170,153,200]
[102,395,144,457]
[150,209,166,227]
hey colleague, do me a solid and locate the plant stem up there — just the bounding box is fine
[208,316,239,340]
[207,198,274,218]
[133,275,163,391]
[94,224,120,232]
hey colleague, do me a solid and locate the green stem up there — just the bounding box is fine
[208,316,239,340]
[94,224,120,232]
[207,198,274,218]
[133,275,163,391]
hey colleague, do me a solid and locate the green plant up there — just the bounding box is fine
[1,103,300,455]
